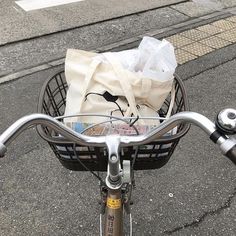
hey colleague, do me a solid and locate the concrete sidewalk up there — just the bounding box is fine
[1,0,185,45]
[1,0,236,45]
[2,8,236,81]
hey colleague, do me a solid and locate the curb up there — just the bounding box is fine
[0,7,235,84]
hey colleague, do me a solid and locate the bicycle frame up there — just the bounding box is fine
[0,111,235,236]
[103,189,123,235]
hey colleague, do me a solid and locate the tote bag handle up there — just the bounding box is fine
[103,53,144,122]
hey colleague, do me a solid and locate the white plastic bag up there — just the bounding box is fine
[95,36,177,81]
[139,37,177,81]
[112,36,177,81]
[108,49,140,72]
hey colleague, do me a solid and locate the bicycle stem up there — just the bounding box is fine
[104,136,124,236]
[105,136,122,188]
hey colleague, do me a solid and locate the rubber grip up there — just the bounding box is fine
[0,142,7,158]
[225,144,236,165]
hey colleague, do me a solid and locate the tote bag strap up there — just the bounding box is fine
[103,53,142,119]
[165,82,175,119]
[78,59,101,112]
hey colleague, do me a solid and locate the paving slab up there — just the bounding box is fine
[171,0,236,18]
[171,1,222,18]
[219,0,236,8]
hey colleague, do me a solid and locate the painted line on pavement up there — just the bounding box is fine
[15,0,84,11]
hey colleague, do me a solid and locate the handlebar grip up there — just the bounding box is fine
[0,142,7,158]
[225,144,236,165]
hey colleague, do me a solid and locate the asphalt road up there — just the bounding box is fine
[0,50,235,235]
[1,1,236,235]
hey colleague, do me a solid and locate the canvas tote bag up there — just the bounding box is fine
[64,49,174,126]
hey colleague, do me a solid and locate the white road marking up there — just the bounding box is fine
[15,0,84,11]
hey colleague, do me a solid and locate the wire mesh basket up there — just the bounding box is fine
[37,70,190,171]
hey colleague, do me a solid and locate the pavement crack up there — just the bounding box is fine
[164,187,236,235]
[182,56,236,82]
[169,6,190,18]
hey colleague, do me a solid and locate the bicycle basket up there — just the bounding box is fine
[37,70,190,171]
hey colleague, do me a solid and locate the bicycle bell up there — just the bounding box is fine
[216,108,236,134]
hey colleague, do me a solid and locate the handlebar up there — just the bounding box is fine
[0,112,236,164]
[225,145,236,165]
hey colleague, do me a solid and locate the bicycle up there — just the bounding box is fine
[0,71,235,236]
